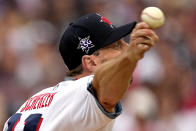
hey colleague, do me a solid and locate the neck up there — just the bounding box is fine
[73,71,91,80]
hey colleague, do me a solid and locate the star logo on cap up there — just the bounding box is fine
[77,36,94,54]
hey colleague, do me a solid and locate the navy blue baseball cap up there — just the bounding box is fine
[59,13,137,70]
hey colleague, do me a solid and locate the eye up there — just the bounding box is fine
[113,42,121,50]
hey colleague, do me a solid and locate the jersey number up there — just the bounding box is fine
[7,113,43,131]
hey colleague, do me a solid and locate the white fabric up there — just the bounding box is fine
[3,75,115,131]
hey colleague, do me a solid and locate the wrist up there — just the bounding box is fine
[125,47,141,62]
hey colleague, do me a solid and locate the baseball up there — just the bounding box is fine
[141,7,165,29]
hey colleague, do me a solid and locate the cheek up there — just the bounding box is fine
[111,51,122,58]
[102,51,122,62]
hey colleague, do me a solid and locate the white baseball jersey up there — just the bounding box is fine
[3,75,122,131]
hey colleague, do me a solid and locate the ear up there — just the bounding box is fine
[81,55,97,73]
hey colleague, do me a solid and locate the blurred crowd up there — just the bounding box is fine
[0,0,196,130]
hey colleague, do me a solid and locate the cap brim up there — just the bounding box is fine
[104,21,137,47]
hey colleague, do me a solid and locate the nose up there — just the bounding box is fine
[120,39,128,51]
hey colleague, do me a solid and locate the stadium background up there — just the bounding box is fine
[0,0,196,130]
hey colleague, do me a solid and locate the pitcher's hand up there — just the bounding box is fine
[129,22,159,60]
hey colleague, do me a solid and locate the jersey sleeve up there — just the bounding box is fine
[87,83,122,119]
[69,75,122,131]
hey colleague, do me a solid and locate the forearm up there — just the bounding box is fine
[93,50,138,111]
[92,22,159,112]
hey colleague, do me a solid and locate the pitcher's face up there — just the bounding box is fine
[94,39,128,65]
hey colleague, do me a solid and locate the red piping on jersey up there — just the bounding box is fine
[12,119,20,131]
[36,118,43,131]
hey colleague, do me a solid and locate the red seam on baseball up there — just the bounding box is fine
[142,12,162,20]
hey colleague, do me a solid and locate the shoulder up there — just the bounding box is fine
[61,75,94,89]
[76,75,94,87]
